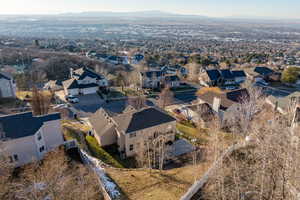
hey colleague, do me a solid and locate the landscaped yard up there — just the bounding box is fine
[176,122,209,145]
[106,163,211,200]
[16,90,52,100]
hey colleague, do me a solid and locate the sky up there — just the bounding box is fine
[1,0,300,19]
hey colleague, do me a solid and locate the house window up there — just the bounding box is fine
[37,132,42,141]
[39,146,45,152]
[13,154,18,161]
[129,132,136,138]
[129,144,134,151]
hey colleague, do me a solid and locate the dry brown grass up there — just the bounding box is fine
[106,163,211,200]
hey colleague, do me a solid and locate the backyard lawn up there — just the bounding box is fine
[106,162,211,200]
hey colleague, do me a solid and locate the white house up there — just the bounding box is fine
[63,67,108,96]
[0,112,64,167]
[0,72,16,98]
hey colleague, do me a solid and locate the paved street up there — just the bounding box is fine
[174,90,198,104]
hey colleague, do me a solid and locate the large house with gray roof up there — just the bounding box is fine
[89,107,176,157]
[0,72,16,98]
[62,67,108,96]
[197,88,249,123]
[0,112,64,166]
[199,69,246,88]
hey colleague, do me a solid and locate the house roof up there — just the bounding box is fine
[89,107,176,136]
[232,70,246,77]
[0,72,12,80]
[206,70,221,81]
[62,79,79,89]
[220,69,234,79]
[89,109,115,137]
[198,89,248,111]
[142,71,164,78]
[62,78,98,90]
[165,75,180,82]
[254,67,274,76]
[0,112,61,139]
[113,107,176,134]
[73,67,104,80]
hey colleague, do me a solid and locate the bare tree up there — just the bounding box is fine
[201,104,300,200]
[128,96,147,110]
[31,87,53,116]
[0,149,103,200]
[158,86,174,108]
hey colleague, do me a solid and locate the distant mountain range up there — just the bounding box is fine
[60,10,208,19]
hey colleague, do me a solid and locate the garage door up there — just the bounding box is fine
[82,87,98,95]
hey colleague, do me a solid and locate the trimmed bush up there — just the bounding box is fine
[85,136,123,168]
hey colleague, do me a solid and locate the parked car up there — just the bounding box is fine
[66,95,79,103]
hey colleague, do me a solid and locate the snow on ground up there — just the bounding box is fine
[81,151,121,199]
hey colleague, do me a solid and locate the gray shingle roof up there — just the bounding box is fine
[113,107,176,134]
[206,70,221,81]
[73,67,104,80]
[231,70,246,77]
[254,67,274,76]
[0,72,12,80]
[90,107,176,136]
[0,112,61,139]
[62,78,98,89]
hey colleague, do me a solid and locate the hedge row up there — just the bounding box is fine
[85,136,123,168]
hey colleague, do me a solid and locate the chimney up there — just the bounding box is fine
[212,97,221,113]
[70,68,74,78]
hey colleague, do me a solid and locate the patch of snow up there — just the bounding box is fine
[81,151,121,199]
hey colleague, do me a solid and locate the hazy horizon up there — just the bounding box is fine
[1,0,300,19]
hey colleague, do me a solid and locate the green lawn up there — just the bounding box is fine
[103,144,137,168]
[85,136,124,168]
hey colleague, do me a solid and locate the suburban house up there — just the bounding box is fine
[43,80,63,91]
[266,92,300,114]
[130,54,144,64]
[252,66,281,82]
[161,65,189,77]
[0,72,16,98]
[199,69,246,88]
[140,71,181,89]
[89,107,177,158]
[62,67,108,96]
[164,75,181,88]
[140,71,165,89]
[0,112,64,167]
[197,88,249,123]
[231,70,247,83]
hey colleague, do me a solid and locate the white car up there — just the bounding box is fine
[66,95,79,103]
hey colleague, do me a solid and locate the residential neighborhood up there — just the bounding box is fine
[1,3,300,200]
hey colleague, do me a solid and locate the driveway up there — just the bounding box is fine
[72,94,105,114]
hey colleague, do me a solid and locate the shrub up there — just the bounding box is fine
[85,136,123,168]
[281,67,300,84]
